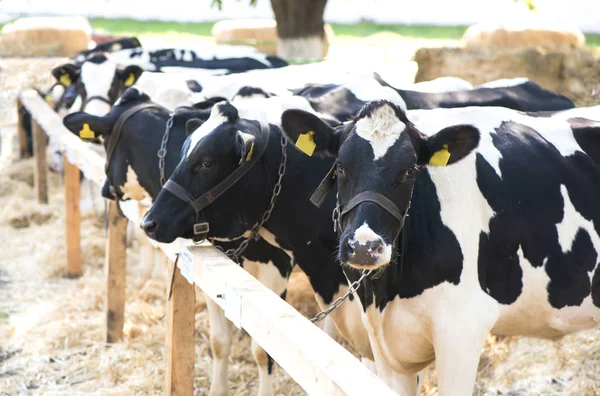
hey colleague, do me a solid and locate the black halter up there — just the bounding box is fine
[162,122,271,243]
[310,161,413,278]
[82,95,113,111]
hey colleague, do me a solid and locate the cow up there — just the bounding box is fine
[61,87,354,395]
[277,100,600,394]
[294,74,575,122]
[73,36,142,63]
[139,100,378,377]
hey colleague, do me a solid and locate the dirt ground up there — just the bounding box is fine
[1,53,600,395]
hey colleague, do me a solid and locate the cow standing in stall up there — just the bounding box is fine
[62,87,365,396]
[141,98,600,395]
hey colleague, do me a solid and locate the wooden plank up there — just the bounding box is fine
[16,97,30,158]
[32,120,48,204]
[165,261,195,396]
[105,201,128,343]
[64,156,82,278]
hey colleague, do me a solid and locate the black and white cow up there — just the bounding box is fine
[141,101,377,373]
[111,45,287,73]
[72,36,142,63]
[294,74,575,121]
[278,100,600,394]
[61,88,347,396]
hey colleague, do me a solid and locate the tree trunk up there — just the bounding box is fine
[270,0,328,61]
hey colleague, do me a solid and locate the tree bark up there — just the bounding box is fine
[270,0,328,61]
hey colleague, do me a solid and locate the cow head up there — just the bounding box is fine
[62,88,158,201]
[281,100,480,270]
[142,101,271,243]
[52,53,143,116]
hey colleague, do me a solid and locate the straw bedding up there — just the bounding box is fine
[1,58,600,395]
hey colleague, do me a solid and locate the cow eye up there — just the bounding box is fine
[405,166,416,178]
[337,164,345,176]
[201,160,215,169]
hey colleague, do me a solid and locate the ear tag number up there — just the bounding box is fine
[124,73,135,87]
[296,130,316,156]
[429,144,451,166]
[79,123,95,140]
[60,74,71,87]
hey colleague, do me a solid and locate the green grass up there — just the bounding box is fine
[329,23,468,40]
[90,18,215,37]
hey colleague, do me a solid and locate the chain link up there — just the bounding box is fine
[219,133,288,263]
[310,269,371,323]
[158,113,175,187]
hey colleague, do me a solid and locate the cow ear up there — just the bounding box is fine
[186,119,204,137]
[51,63,80,87]
[419,124,480,166]
[236,130,256,164]
[281,109,339,157]
[118,65,144,87]
[63,112,110,142]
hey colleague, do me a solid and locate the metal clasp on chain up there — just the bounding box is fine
[310,269,371,323]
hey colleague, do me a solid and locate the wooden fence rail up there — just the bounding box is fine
[17,89,396,396]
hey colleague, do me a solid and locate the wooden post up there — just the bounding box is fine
[105,201,128,343]
[16,97,30,158]
[32,121,48,204]
[64,157,82,277]
[165,261,195,396]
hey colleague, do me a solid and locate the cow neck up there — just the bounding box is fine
[257,126,338,251]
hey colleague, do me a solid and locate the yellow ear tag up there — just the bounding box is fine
[124,73,135,87]
[59,74,71,87]
[429,144,451,166]
[44,94,53,104]
[79,123,95,140]
[245,142,255,161]
[296,131,316,156]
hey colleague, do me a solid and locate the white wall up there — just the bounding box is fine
[1,0,599,33]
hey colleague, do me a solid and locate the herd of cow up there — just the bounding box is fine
[23,36,600,395]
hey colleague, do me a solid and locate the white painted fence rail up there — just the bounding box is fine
[17,89,397,395]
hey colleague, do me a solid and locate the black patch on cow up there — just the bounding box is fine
[293,83,364,122]
[592,266,600,306]
[476,120,600,308]
[355,169,464,311]
[235,86,271,99]
[185,80,203,93]
[85,53,109,64]
[215,102,239,122]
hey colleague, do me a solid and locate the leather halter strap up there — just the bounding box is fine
[105,103,160,174]
[341,191,403,224]
[162,122,271,242]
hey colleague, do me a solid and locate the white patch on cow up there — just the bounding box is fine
[513,112,583,157]
[181,50,193,62]
[121,165,150,201]
[555,185,600,253]
[80,60,118,116]
[355,103,406,160]
[186,104,228,158]
[342,72,407,111]
[351,222,381,245]
[409,77,473,93]
[551,105,600,122]
[477,77,529,89]
[234,95,318,126]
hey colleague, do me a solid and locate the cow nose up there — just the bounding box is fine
[141,218,157,236]
[347,239,385,264]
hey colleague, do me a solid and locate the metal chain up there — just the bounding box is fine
[310,269,371,323]
[219,133,288,263]
[158,113,175,187]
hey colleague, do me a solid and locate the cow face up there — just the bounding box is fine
[52,53,143,116]
[281,100,480,270]
[62,88,155,201]
[142,102,268,243]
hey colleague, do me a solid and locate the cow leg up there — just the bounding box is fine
[432,306,496,396]
[207,298,234,396]
[251,339,274,396]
